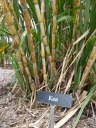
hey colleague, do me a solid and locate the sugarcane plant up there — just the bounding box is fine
[0,9,12,65]
[0,0,96,127]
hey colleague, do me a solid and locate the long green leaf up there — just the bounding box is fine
[12,0,19,20]
[57,16,73,23]
[80,36,96,66]
[18,30,27,52]
[73,84,96,128]
[0,28,12,36]
[31,29,40,42]
[87,2,96,39]
[84,0,91,32]
[9,53,24,90]
[2,76,16,108]
[27,0,38,24]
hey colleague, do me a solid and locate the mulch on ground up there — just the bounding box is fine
[0,67,96,128]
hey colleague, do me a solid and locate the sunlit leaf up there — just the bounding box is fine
[57,16,73,23]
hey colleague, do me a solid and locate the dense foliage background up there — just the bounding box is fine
[0,0,96,127]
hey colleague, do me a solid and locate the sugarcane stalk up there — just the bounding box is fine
[72,0,80,43]
[33,0,49,87]
[7,2,35,95]
[0,0,26,86]
[39,0,48,87]
[8,0,35,89]
[41,0,45,24]
[20,0,40,88]
[41,42,48,86]
[1,0,37,99]
[8,0,36,93]
[78,43,96,91]
[33,0,52,75]
[73,0,77,16]
[51,0,57,76]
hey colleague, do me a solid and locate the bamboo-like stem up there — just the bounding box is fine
[41,42,47,86]
[78,43,96,90]
[8,1,33,85]
[72,0,80,43]
[33,0,52,74]
[0,0,26,86]
[1,0,37,99]
[73,0,77,16]
[51,0,56,75]
[11,18,33,92]
[40,0,48,86]
[20,0,40,88]
[41,0,45,24]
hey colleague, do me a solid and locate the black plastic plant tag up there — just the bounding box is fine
[36,91,72,108]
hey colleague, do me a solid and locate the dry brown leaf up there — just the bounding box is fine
[54,91,87,128]
[73,29,89,45]
[64,71,74,94]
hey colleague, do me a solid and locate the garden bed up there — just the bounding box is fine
[0,67,96,128]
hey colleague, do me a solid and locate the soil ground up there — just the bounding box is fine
[0,66,96,128]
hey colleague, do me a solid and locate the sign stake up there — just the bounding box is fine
[36,91,72,128]
[50,105,55,128]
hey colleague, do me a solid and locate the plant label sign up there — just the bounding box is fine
[36,91,72,108]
